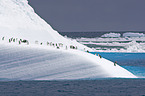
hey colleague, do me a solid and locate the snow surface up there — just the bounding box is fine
[0,0,137,80]
[0,42,137,80]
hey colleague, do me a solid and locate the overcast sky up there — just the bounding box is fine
[28,0,145,32]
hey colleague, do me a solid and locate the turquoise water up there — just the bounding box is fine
[123,66,145,77]
[90,52,145,78]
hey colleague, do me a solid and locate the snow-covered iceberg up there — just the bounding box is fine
[0,0,137,80]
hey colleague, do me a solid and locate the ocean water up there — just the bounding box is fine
[1,31,145,96]
[0,79,145,96]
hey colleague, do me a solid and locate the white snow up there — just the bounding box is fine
[0,0,137,80]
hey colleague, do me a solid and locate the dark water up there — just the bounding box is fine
[1,52,145,96]
[0,79,145,96]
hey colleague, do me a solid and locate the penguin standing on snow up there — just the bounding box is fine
[98,54,102,58]
[2,37,4,40]
[114,61,117,66]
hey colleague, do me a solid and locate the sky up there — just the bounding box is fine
[28,0,145,32]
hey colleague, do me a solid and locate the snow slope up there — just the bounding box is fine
[0,42,137,80]
[0,0,137,80]
[0,0,89,51]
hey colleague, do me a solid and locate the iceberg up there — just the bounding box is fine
[101,33,121,38]
[0,0,137,80]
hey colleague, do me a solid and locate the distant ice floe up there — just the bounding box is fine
[101,32,145,38]
[76,32,145,52]
[123,32,145,37]
[126,40,145,52]
[101,33,121,38]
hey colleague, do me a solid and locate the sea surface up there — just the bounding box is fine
[1,31,145,96]
[0,79,145,96]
